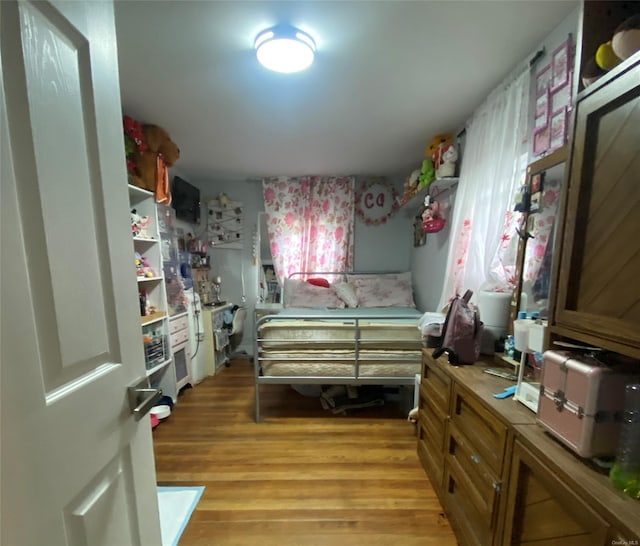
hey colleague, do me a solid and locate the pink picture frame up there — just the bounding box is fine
[551,38,571,92]
[549,107,568,151]
[550,78,572,112]
[534,89,549,130]
[533,124,550,156]
[535,64,551,97]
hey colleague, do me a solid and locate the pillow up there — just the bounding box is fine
[307,277,330,288]
[283,279,345,308]
[351,274,416,308]
[334,282,359,308]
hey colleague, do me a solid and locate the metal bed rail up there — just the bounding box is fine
[253,311,422,421]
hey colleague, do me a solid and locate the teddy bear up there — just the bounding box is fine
[124,116,180,204]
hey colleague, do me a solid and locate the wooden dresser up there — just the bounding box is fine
[417,350,640,546]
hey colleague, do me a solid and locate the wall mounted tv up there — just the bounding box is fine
[172,176,201,224]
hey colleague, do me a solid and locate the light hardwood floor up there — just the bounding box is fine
[152,358,457,545]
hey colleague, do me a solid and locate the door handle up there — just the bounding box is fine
[127,378,162,420]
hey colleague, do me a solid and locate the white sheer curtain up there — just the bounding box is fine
[437,69,531,310]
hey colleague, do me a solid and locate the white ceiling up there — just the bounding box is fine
[114,0,577,182]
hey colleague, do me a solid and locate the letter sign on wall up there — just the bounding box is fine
[355,178,399,225]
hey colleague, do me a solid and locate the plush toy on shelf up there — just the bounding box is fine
[418,158,435,189]
[612,14,640,61]
[123,116,180,205]
[134,252,156,278]
[426,133,454,175]
[131,209,141,237]
[436,144,459,178]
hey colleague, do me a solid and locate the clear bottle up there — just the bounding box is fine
[610,384,640,499]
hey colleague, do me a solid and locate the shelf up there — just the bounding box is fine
[133,236,158,244]
[141,310,166,326]
[401,178,458,215]
[145,358,172,377]
[137,276,163,283]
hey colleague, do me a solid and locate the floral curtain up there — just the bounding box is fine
[437,68,531,309]
[262,176,355,282]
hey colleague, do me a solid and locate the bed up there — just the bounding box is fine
[253,271,426,421]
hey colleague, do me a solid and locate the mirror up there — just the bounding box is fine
[511,145,568,323]
[256,212,281,303]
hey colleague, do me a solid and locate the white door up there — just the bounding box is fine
[0,1,162,545]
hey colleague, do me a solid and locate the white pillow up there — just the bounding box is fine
[283,278,345,308]
[352,274,416,308]
[334,282,359,308]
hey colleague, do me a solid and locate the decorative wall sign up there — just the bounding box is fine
[535,64,551,96]
[207,198,244,249]
[355,177,399,225]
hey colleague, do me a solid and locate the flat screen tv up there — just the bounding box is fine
[172,176,200,224]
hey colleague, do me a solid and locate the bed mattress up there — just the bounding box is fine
[257,307,423,378]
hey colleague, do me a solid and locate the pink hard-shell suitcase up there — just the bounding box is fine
[537,350,640,458]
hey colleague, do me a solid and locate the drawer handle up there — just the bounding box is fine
[492,481,502,493]
[471,454,481,464]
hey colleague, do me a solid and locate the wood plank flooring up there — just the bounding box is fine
[152,358,457,545]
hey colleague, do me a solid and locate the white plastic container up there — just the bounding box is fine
[513,319,530,352]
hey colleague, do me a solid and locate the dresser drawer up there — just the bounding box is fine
[419,383,446,451]
[418,406,445,491]
[170,327,189,347]
[446,421,501,527]
[421,355,451,416]
[169,315,189,335]
[450,383,508,476]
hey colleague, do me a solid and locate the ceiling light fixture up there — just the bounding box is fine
[254,25,316,74]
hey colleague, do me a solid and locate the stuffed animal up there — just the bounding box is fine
[131,209,142,237]
[436,144,458,178]
[418,158,435,189]
[134,124,180,200]
[124,117,179,204]
[426,133,454,170]
[139,215,151,239]
[612,14,640,61]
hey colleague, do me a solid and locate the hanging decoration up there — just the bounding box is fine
[207,194,244,249]
[355,177,399,225]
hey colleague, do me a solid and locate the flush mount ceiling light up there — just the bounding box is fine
[254,25,316,73]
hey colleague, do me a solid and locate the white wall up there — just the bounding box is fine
[353,176,412,272]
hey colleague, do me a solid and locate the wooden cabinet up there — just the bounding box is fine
[503,425,640,545]
[417,356,451,494]
[417,351,640,546]
[417,351,536,546]
[553,55,640,358]
[551,0,640,359]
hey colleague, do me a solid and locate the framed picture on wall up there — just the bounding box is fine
[535,64,551,96]
[534,89,549,130]
[549,108,568,151]
[533,125,550,156]
[551,38,571,92]
[551,79,572,112]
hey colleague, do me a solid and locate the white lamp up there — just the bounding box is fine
[255,25,316,73]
